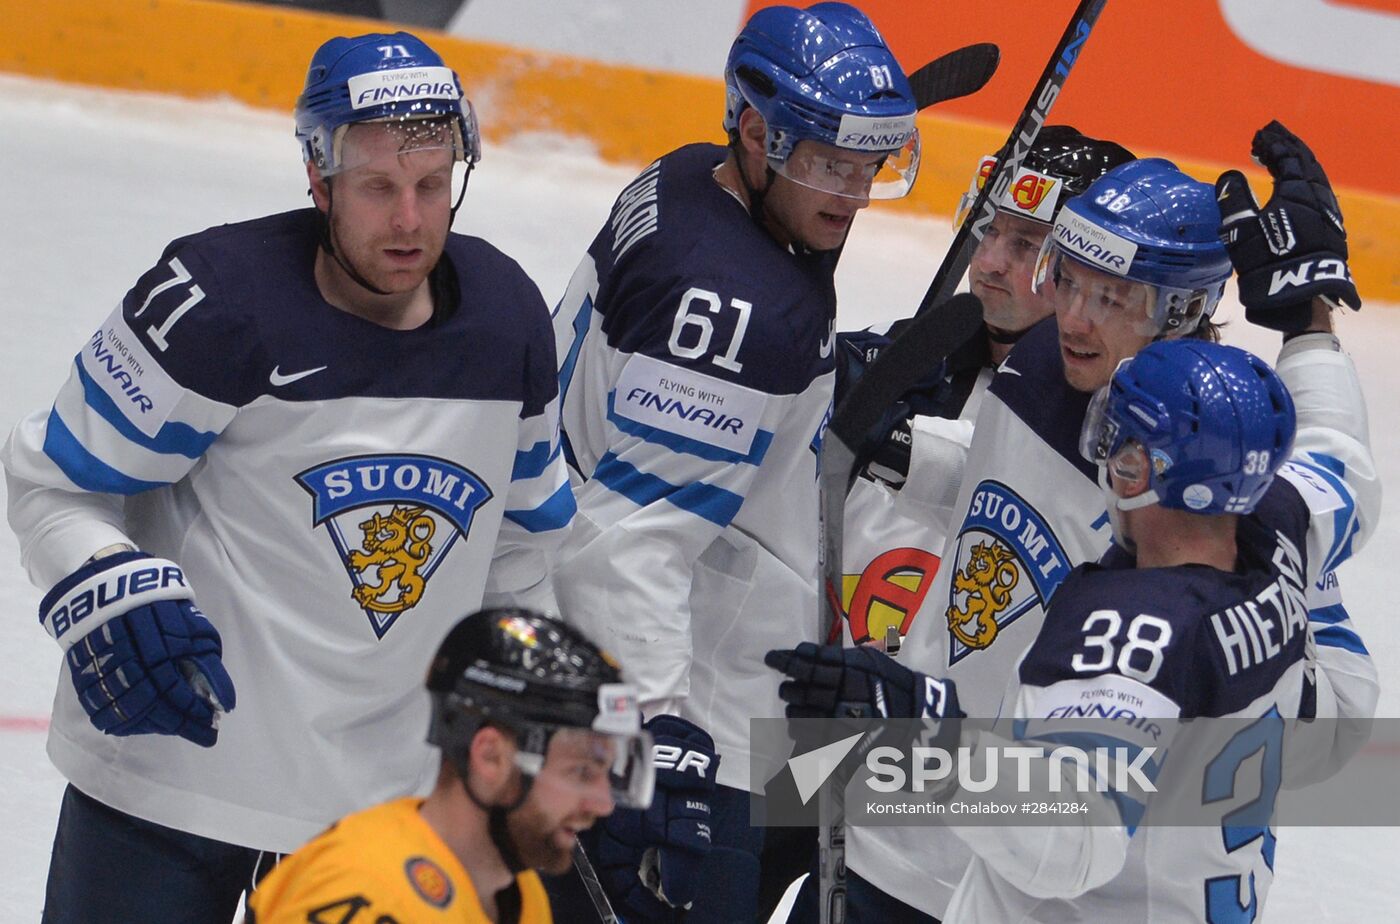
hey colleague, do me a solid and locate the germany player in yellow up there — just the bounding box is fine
[247,608,656,923]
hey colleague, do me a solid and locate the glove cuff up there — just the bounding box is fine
[40,552,195,650]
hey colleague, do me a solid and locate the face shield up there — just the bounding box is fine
[511,682,655,810]
[1080,379,1162,515]
[1034,238,1217,339]
[773,131,920,200]
[321,103,481,178]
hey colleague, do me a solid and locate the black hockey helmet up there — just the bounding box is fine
[955,125,1136,227]
[426,607,654,810]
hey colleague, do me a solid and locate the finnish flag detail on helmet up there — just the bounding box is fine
[1054,209,1138,277]
[837,112,916,152]
[347,66,460,110]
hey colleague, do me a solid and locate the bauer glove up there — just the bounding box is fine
[1216,120,1360,333]
[40,550,235,747]
[595,714,718,921]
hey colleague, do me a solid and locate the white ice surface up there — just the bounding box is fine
[0,75,1396,920]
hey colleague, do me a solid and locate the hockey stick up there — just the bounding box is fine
[908,42,1000,110]
[573,842,621,924]
[814,4,1110,923]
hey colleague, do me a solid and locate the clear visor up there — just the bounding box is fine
[1034,239,1216,338]
[514,726,656,810]
[1079,384,1120,465]
[774,133,921,200]
[1034,242,1162,338]
[324,104,481,177]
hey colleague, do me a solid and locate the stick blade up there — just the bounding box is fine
[910,42,1001,110]
[827,292,984,449]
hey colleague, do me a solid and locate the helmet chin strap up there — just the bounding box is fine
[1098,465,1159,552]
[728,135,778,238]
[451,750,532,875]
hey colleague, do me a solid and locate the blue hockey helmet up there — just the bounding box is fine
[294,31,481,176]
[1080,340,1296,516]
[723,2,920,199]
[1033,158,1233,337]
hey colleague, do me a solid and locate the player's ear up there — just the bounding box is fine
[737,107,768,159]
[468,725,515,796]
[307,162,331,212]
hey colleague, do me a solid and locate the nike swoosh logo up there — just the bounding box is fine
[269,365,328,387]
[998,362,1021,376]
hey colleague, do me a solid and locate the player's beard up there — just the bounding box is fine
[505,800,583,876]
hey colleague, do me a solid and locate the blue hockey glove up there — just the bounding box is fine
[836,327,949,485]
[1216,120,1360,333]
[766,643,961,723]
[596,715,719,921]
[40,551,236,748]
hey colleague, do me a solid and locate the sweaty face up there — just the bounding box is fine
[969,210,1054,335]
[763,140,881,252]
[321,122,456,295]
[1053,255,1155,393]
[508,730,617,876]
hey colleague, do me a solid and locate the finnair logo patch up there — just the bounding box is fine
[347,66,459,110]
[836,112,916,151]
[79,311,181,438]
[296,454,493,638]
[614,354,765,456]
[1054,211,1137,276]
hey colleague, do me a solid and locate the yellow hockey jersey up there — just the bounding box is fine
[246,798,551,924]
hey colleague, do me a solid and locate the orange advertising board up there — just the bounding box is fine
[746,0,1399,200]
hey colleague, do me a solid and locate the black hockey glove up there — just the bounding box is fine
[766,642,961,723]
[1216,120,1360,333]
[595,715,718,921]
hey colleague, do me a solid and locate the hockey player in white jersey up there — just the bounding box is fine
[774,122,1376,921]
[824,126,1135,921]
[545,4,921,920]
[2,32,573,924]
[772,325,1378,921]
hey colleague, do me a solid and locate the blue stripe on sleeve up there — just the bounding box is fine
[591,452,744,528]
[606,392,774,465]
[557,294,593,409]
[511,440,561,482]
[1296,453,1359,571]
[1308,603,1349,626]
[77,360,217,459]
[504,481,577,533]
[1313,624,1369,655]
[42,409,170,495]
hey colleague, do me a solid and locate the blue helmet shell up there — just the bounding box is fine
[1098,340,1296,516]
[723,2,917,163]
[294,31,479,174]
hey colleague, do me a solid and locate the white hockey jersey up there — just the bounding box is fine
[550,144,836,792]
[850,321,1379,917]
[944,332,1380,922]
[2,210,573,851]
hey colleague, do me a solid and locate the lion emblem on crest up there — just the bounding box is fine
[946,540,1019,649]
[348,504,436,613]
